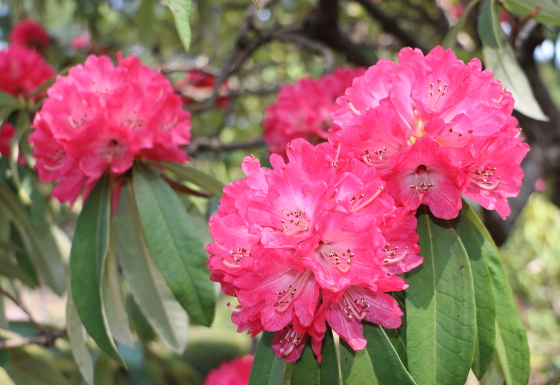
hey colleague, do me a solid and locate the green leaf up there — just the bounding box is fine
[132,164,216,326]
[160,161,225,198]
[441,0,482,49]
[8,344,69,385]
[69,175,124,366]
[167,0,193,52]
[249,331,288,385]
[364,324,416,384]
[461,208,530,385]
[483,44,548,121]
[67,289,94,385]
[406,206,476,385]
[116,179,189,353]
[320,328,340,385]
[0,295,7,330]
[339,339,378,385]
[0,367,15,385]
[102,249,134,348]
[0,181,66,295]
[292,342,320,385]
[456,204,496,379]
[0,92,21,109]
[11,112,32,205]
[478,0,502,49]
[503,0,560,26]
[480,352,506,385]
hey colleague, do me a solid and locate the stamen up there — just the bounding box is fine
[227,302,242,312]
[350,186,384,212]
[274,269,312,312]
[347,99,362,115]
[384,247,409,264]
[340,287,369,320]
[332,143,342,168]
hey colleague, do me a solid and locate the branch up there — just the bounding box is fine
[0,329,67,350]
[0,285,47,334]
[188,137,265,154]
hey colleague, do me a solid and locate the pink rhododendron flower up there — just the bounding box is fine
[0,46,55,100]
[30,53,192,204]
[9,19,50,50]
[0,124,15,158]
[203,355,253,385]
[71,34,91,49]
[175,70,230,107]
[331,46,529,219]
[263,67,366,159]
[206,139,421,362]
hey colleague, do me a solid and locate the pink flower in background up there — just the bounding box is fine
[175,70,230,107]
[331,46,529,219]
[9,19,50,50]
[30,53,192,204]
[263,67,366,158]
[0,45,55,100]
[206,139,420,362]
[71,34,91,49]
[0,124,15,157]
[203,355,253,385]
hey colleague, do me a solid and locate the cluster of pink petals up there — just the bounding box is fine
[30,53,192,204]
[176,70,230,108]
[330,46,529,220]
[9,19,50,50]
[0,123,15,158]
[203,355,253,385]
[206,139,422,362]
[263,67,366,158]
[0,45,55,100]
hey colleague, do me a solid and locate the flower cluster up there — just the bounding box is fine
[206,139,422,362]
[203,355,253,385]
[263,67,366,158]
[9,19,50,50]
[30,53,192,203]
[0,45,55,100]
[330,46,529,219]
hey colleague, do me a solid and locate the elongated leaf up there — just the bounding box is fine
[11,112,31,204]
[480,352,506,385]
[0,92,21,109]
[461,209,529,385]
[168,0,193,52]
[292,342,320,385]
[9,344,69,385]
[70,176,123,365]
[456,204,496,379]
[160,161,225,197]
[406,206,476,385]
[116,180,189,353]
[364,324,416,384]
[249,331,288,385]
[102,250,134,348]
[0,181,66,295]
[339,339,377,385]
[478,0,502,49]
[320,328,340,385]
[67,290,94,385]
[0,367,15,385]
[441,0,482,49]
[132,164,215,326]
[0,295,7,330]
[483,44,548,121]
[504,0,560,26]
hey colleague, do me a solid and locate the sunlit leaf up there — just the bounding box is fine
[480,352,506,385]
[8,344,69,385]
[406,206,476,385]
[478,0,502,49]
[0,367,15,385]
[167,0,193,52]
[69,175,124,366]
[132,164,215,326]
[67,289,94,385]
[116,179,189,353]
[249,331,288,385]
[483,44,548,121]
[339,339,378,385]
[160,161,225,198]
[503,0,560,26]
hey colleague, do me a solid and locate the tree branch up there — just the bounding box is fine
[0,329,67,350]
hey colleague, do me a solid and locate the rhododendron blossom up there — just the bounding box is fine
[9,19,50,50]
[206,139,421,362]
[263,67,366,158]
[175,70,230,107]
[331,46,529,219]
[0,45,55,100]
[203,355,253,385]
[30,53,191,203]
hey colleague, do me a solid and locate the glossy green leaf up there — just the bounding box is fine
[0,92,21,109]
[67,289,94,385]
[0,180,66,295]
[168,0,193,52]
[102,250,134,348]
[480,352,506,385]
[504,0,560,26]
[320,328,340,385]
[441,0,482,49]
[384,296,407,368]
[339,339,378,385]
[70,175,124,366]
[249,331,288,385]
[0,367,15,385]
[292,342,320,385]
[116,179,189,353]
[483,44,548,121]
[478,0,502,49]
[406,206,476,385]
[456,204,496,379]
[132,164,215,326]
[160,161,225,198]
[461,208,530,385]
[8,344,69,385]
[0,295,7,330]
[364,324,416,384]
